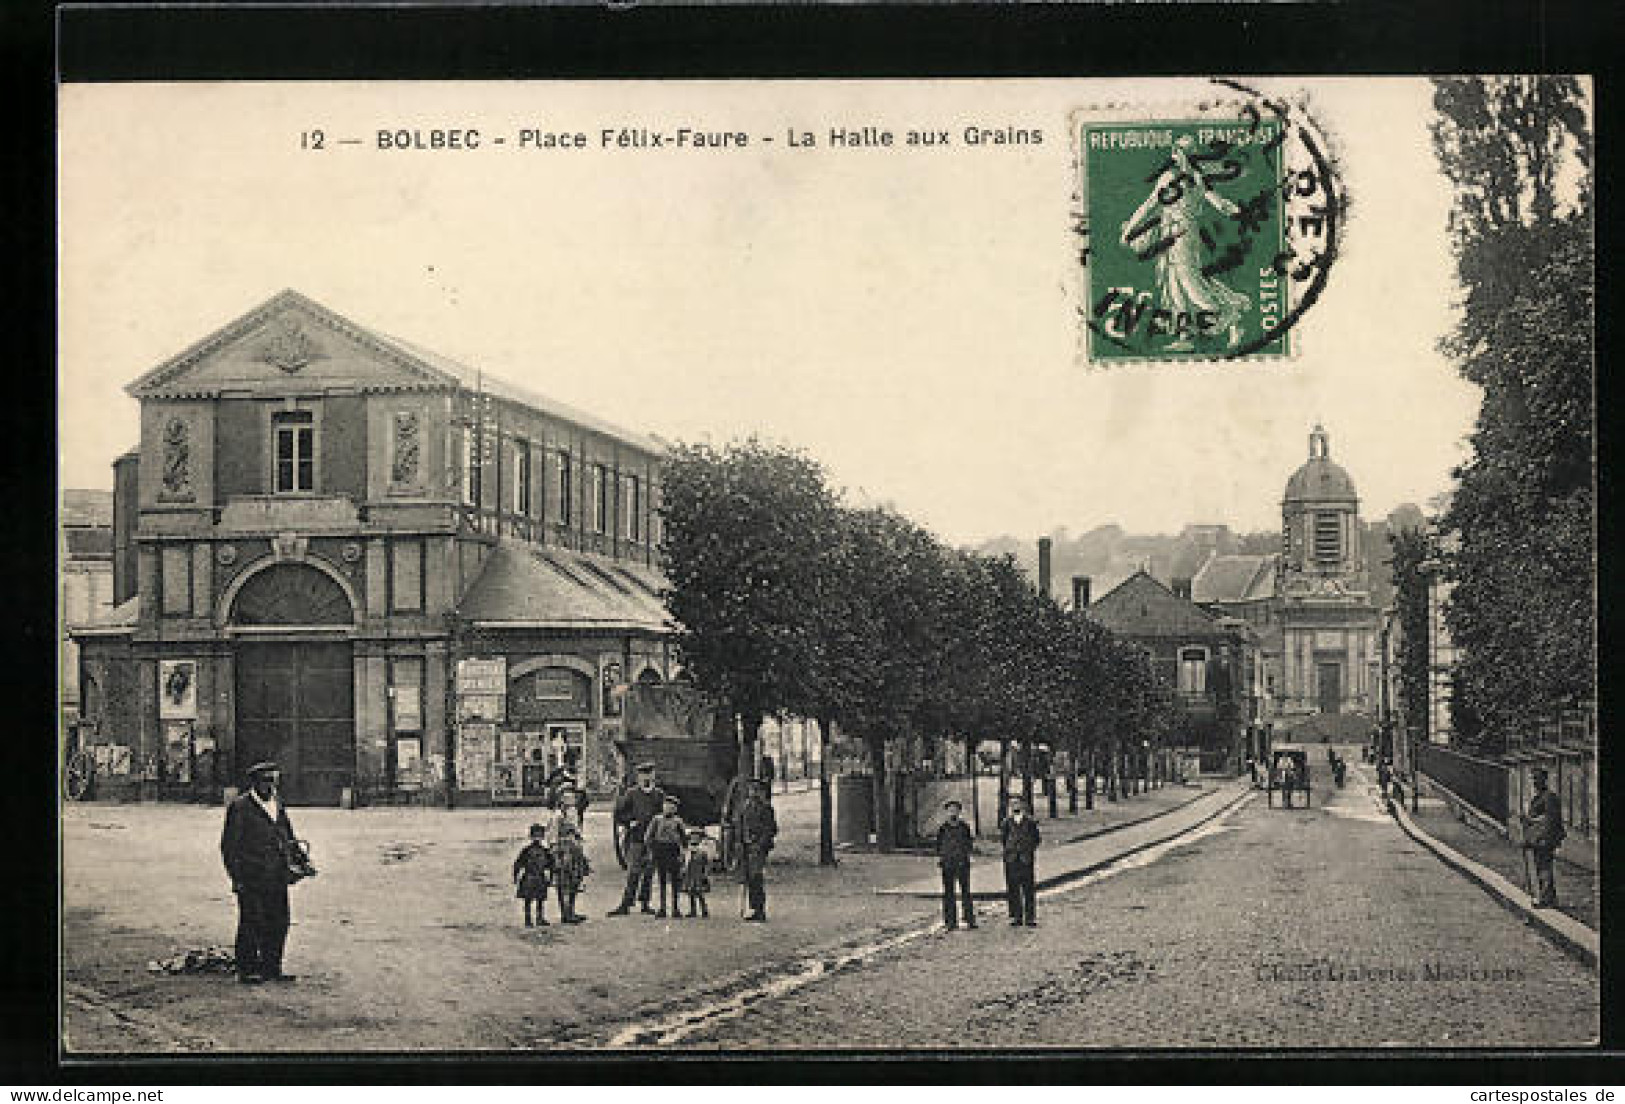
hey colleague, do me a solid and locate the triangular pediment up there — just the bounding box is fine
[126,290,458,399]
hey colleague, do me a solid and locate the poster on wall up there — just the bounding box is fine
[163,719,193,783]
[158,659,198,720]
[396,736,423,789]
[394,686,423,733]
[455,722,495,790]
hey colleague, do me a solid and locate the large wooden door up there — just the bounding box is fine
[1316,662,1342,716]
[235,641,355,804]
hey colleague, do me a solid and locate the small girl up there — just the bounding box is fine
[550,786,592,925]
[681,828,712,918]
[512,823,555,927]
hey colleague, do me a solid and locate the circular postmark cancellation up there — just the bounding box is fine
[1071,81,1344,365]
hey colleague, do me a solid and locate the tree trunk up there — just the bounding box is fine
[968,734,981,837]
[1067,743,1079,815]
[739,712,762,789]
[1085,745,1096,810]
[1021,741,1035,811]
[817,717,836,866]
[1107,739,1120,802]
[997,738,1010,825]
[1046,748,1059,819]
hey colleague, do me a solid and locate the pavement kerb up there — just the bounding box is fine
[1389,793,1598,970]
[880,780,1254,901]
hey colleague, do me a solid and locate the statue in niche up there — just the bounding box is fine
[392,411,421,485]
[161,418,192,498]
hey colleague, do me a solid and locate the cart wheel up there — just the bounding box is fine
[64,751,95,802]
[613,823,628,870]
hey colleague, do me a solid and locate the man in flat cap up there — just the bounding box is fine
[608,760,665,916]
[1520,767,1566,908]
[220,761,300,984]
[935,798,977,930]
[644,793,689,918]
[737,777,778,922]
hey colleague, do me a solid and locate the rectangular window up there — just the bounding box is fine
[556,450,573,527]
[390,539,424,613]
[465,428,483,508]
[1177,647,1208,693]
[623,474,642,542]
[273,411,315,493]
[592,463,609,534]
[512,439,532,516]
[1313,512,1341,563]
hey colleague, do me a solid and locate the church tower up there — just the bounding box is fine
[1274,425,1378,727]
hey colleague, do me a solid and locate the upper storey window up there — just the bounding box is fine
[1313,511,1341,564]
[273,411,315,493]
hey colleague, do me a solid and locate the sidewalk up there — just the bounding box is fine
[878,777,1252,899]
[1399,785,1599,935]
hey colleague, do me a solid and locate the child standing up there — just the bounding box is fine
[643,794,688,918]
[549,782,591,924]
[512,823,554,927]
[681,828,712,918]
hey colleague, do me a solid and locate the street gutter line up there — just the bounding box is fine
[601,785,1256,1049]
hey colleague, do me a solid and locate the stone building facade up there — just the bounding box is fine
[1193,425,1380,741]
[72,290,673,806]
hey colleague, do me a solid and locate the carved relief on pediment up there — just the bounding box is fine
[256,315,327,374]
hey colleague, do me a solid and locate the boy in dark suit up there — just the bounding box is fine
[220,761,301,984]
[1001,795,1041,927]
[935,798,977,930]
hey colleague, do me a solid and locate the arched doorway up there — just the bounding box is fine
[230,562,356,804]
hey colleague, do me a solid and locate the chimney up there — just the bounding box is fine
[1172,577,1193,601]
[1072,575,1091,611]
[1037,537,1052,600]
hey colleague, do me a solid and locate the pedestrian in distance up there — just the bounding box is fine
[608,761,665,916]
[1520,767,1566,908]
[682,828,712,918]
[738,777,778,922]
[935,798,977,931]
[550,795,592,925]
[513,823,555,927]
[1376,757,1392,799]
[219,761,304,985]
[645,794,688,918]
[1001,795,1041,928]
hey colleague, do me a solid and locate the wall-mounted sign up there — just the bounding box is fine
[457,658,507,695]
[159,659,199,720]
[393,686,423,733]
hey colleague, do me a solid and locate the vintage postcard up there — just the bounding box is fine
[58,76,1597,1055]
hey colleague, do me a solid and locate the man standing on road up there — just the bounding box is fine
[1001,795,1041,928]
[1521,767,1566,908]
[738,777,777,922]
[220,761,299,985]
[608,761,665,917]
[935,799,976,931]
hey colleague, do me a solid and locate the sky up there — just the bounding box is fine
[59,78,1484,545]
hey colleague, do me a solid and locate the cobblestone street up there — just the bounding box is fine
[667,765,1599,1049]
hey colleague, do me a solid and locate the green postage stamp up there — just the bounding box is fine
[1073,90,1342,364]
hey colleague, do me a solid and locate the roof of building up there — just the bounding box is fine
[458,540,671,632]
[1087,569,1222,639]
[126,289,666,456]
[1192,552,1279,603]
[60,489,113,528]
[71,595,139,636]
[1284,424,1358,503]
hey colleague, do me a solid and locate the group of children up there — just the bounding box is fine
[510,783,593,927]
[513,789,715,926]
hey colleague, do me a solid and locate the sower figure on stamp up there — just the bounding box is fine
[738,777,778,922]
[1001,795,1041,928]
[935,798,977,931]
[608,761,665,917]
[1520,767,1566,908]
[220,761,301,984]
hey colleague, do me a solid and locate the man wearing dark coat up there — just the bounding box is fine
[1520,767,1566,908]
[220,761,300,984]
[1001,795,1041,927]
[608,761,665,916]
[738,778,778,922]
[935,798,977,930]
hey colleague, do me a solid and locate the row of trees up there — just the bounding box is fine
[658,438,1181,856]
[1427,77,1595,752]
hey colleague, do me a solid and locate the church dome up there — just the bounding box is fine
[1284,425,1358,503]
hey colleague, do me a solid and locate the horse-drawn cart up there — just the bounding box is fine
[1266,748,1311,809]
[612,683,742,870]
